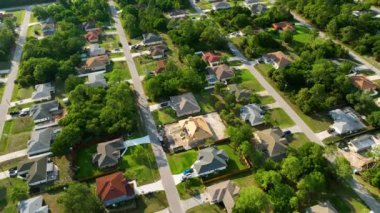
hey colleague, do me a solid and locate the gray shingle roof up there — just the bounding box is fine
[250,3,267,14]
[92,138,125,169]
[18,196,49,213]
[240,104,263,126]
[143,33,163,44]
[193,147,228,175]
[30,100,60,122]
[27,128,54,156]
[18,157,48,185]
[170,92,201,117]
[86,73,107,88]
[329,109,366,134]
[31,83,54,100]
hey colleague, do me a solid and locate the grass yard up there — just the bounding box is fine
[270,108,295,128]
[293,25,314,45]
[288,133,311,149]
[105,61,131,82]
[0,83,4,100]
[54,156,72,185]
[176,178,205,199]
[194,91,216,113]
[27,24,42,37]
[230,170,258,188]
[236,69,264,92]
[6,9,25,25]
[129,191,168,213]
[0,117,34,154]
[187,204,224,213]
[0,61,10,70]
[109,52,125,58]
[255,64,331,132]
[134,57,157,76]
[121,144,160,185]
[0,178,28,213]
[258,95,275,105]
[99,34,120,50]
[196,0,212,10]
[167,149,198,174]
[152,107,177,125]
[75,145,103,180]
[30,13,38,23]
[42,191,65,213]
[11,85,34,101]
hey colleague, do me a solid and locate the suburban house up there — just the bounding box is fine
[154,60,166,75]
[82,21,99,32]
[149,44,167,59]
[206,180,240,213]
[27,127,57,156]
[240,104,264,126]
[142,33,163,46]
[202,52,221,67]
[31,82,55,102]
[92,138,125,170]
[0,13,13,21]
[306,201,337,213]
[85,29,101,43]
[193,147,229,176]
[348,134,380,153]
[339,149,374,171]
[85,55,110,72]
[168,10,187,19]
[244,0,258,6]
[329,108,366,135]
[250,3,267,15]
[351,75,377,93]
[254,127,288,160]
[178,116,213,148]
[30,100,63,124]
[272,21,295,31]
[263,51,291,69]
[228,84,252,102]
[212,2,231,10]
[41,17,55,37]
[170,92,201,117]
[86,72,107,88]
[17,156,59,187]
[96,172,136,207]
[210,64,235,82]
[88,43,106,57]
[18,196,49,213]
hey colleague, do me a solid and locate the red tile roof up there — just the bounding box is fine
[202,52,221,63]
[272,22,295,31]
[96,172,133,202]
[351,75,377,91]
[85,30,101,41]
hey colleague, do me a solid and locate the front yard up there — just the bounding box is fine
[255,64,331,132]
[6,9,25,25]
[133,56,157,76]
[152,107,177,126]
[0,117,34,154]
[130,191,168,213]
[269,108,295,128]
[27,24,42,38]
[187,204,224,213]
[288,133,311,149]
[235,69,264,92]
[105,61,131,82]
[11,85,34,101]
[176,177,205,200]
[76,144,159,185]
[167,149,198,174]
[99,34,121,50]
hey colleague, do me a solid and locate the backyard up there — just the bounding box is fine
[269,108,295,128]
[194,90,216,113]
[6,9,25,25]
[129,191,168,213]
[75,144,159,185]
[0,117,34,154]
[0,178,28,213]
[176,177,205,199]
[255,63,331,132]
[167,149,198,174]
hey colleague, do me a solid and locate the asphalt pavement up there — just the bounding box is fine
[108,1,184,212]
[0,7,31,144]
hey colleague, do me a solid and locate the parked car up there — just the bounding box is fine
[8,167,17,178]
[19,108,30,117]
[160,102,169,107]
[282,130,292,138]
[327,128,335,134]
[9,111,20,116]
[183,168,193,175]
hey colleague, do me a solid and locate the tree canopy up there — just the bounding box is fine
[58,183,102,213]
[233,187,271,213]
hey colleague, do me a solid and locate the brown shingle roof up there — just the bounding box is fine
[351,75,377,91]
[211,64,234,80]
[154,60,166,74]
[265,51,291,68]
[85,55,109,69]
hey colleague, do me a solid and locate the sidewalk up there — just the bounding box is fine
[10,98,33,107]
[0,149,27,164]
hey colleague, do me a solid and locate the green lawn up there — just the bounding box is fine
[0,83,4,100]
[30,13,38,23]
[258,95,275,105]
[105,61,131,82]
[270,108,295,128]
[167,149,198,174]
[289,133,310,149]
[187,204,224,213]
[11,85,34,101]
[76,144,159,185]
[109,52,125,58]
[293,25,314,45]
[236,69,264,92]
[0,117,34,154]
[133,57,157,76]
[0,61,10,70]
[196,0,212,10]
[176,178,205,199]
[27,24,42,37]
[255,64,331,132]
[230,170,259,188]
[152,107,177,126]
[0,178,28,213]
[121,144,160,185]
[129,192,168,213]
[99,35,120,50]
[194,91,216,113]
[6,9,25,25]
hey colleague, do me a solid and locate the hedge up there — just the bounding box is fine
[0,0,55,9]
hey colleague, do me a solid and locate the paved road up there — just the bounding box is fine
[0,8,31,143]
[108,1,183,213]
[291,12,380,75]
[349,178,380,212]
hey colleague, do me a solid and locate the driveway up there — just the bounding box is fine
[10,98,33,107]
[0,7,31,141]
[0,149,27,164]
[181,193,208,211]
[0,171,10,180]
[108,1,183,212]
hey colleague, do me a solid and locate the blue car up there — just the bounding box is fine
[183,168,193,175]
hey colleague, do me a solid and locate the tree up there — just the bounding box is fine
[226,124,252,149]
[234,187,271,213]
[368,111,380,127]
[268,183,295,212]
[296,171,326,204]
[65,75,83,93]
[58,183,102,213]
[11,184,28,201]
[238,141,250,157]
[255,169,282,190]
[281,156,303,182]
[281,30,293,44]
[334,157,352,181]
